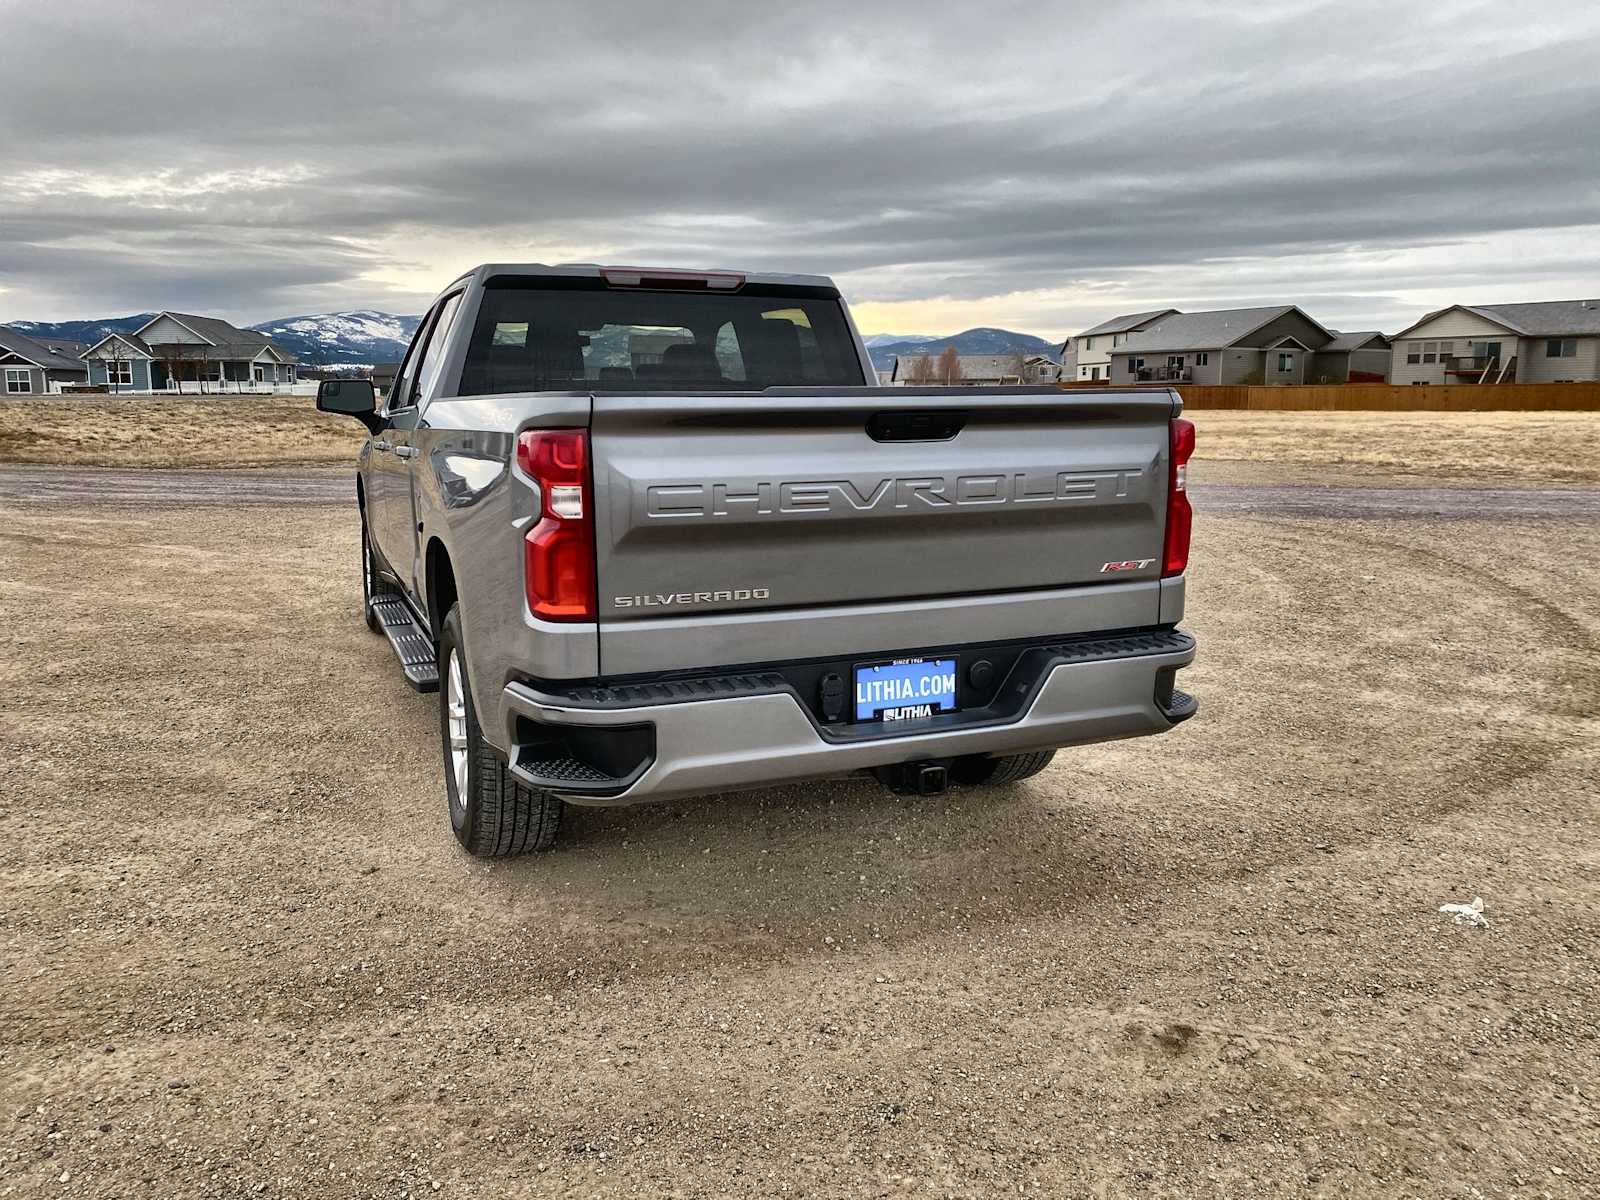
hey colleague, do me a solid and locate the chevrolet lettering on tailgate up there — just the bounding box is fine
[642,470,1145,518]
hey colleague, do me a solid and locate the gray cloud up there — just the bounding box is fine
[3,0,1598,334]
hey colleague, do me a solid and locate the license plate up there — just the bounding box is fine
[853,657,958,722]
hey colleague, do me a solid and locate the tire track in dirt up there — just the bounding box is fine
[1281,521,1600,705]
[1227,518,1597,866]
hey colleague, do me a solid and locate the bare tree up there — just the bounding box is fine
[155,343,202,394]
[98,338,133,395]
[904,354,936,384]
[934,346,963,385]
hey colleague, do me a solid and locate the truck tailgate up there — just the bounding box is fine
[590,387,1178,675]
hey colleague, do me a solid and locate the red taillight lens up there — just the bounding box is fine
[516,429,595,621]
[1162,417,1195,578]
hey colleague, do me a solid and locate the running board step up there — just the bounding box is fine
[369,596,439,692]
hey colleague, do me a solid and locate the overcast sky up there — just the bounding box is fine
[3,0,1598,338]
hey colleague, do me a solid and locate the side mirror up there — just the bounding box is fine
[316,379,380,433]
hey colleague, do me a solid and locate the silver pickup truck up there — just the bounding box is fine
[317,263,1197,855]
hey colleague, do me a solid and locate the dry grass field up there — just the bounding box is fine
[2,396,1595,482]
[0,396,364,468]
[1187,409,1599,483]
[1,462,1597,1196]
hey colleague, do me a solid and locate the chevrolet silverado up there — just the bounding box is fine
[316,264,1197,855]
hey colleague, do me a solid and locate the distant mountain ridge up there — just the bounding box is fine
[5,314,154,345]
[247,311,422,366]
[4,310,422,366]
[7,313,1056,372]
[865,327,1056,371]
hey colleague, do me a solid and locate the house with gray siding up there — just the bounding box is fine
[1389,299,1600,385]
[1062,309,1177,382]
[0,326,89,394]
[81,311,298,391]
[1107,305,1336,385]
[1312,331,1391,383]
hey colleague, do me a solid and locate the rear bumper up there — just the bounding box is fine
[501,630,1196,806]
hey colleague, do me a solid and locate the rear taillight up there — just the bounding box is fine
[516,429,595,621]
[1162,417,1195,578]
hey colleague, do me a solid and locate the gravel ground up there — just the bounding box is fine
[2,468,1597,1198]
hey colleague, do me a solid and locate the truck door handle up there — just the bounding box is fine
[395,446,420,459]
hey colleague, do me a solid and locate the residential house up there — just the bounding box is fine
[0,326,89,394]
[1021,355,1062,384]
[80,311,299,391]
[371,361,402,395]
[1108,305,1335,385]
[1061,309,1177,382]
[1390,299,1600,385]
[889,353,1044,385]
[1312,331,1391,384]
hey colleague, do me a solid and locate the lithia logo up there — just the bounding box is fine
[614,588,771,609]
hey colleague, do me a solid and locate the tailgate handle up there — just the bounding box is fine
[866,410,967,442]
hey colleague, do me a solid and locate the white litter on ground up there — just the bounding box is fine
[1439,897,1488,928]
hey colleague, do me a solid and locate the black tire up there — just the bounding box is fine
[360,516,384,633]
[951,750,1057,787]
[987,750,1056,784]
[438,604,564,856]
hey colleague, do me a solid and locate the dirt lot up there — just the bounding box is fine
[2,459,1597,1198]
[2,397,1596,483]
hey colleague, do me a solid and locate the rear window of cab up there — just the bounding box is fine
[459,278,865,394]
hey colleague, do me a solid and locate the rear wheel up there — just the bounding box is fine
[438,604,564,856]
[951,750,1057,787]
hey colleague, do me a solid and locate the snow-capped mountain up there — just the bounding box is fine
[3,309,423,367]
[247,310,421,366]
[861,333,936,348]
[4,314,155,344]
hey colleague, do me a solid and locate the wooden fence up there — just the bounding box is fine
[1059,381,1600,411]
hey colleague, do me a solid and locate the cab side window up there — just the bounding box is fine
[386,304,437,415]
[410,292,464,407]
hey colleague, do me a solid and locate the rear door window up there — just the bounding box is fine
[460,280,864,394]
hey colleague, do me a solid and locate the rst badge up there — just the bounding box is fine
[1101,558,1155,573]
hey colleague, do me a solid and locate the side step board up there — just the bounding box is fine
[369,596,440,692]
